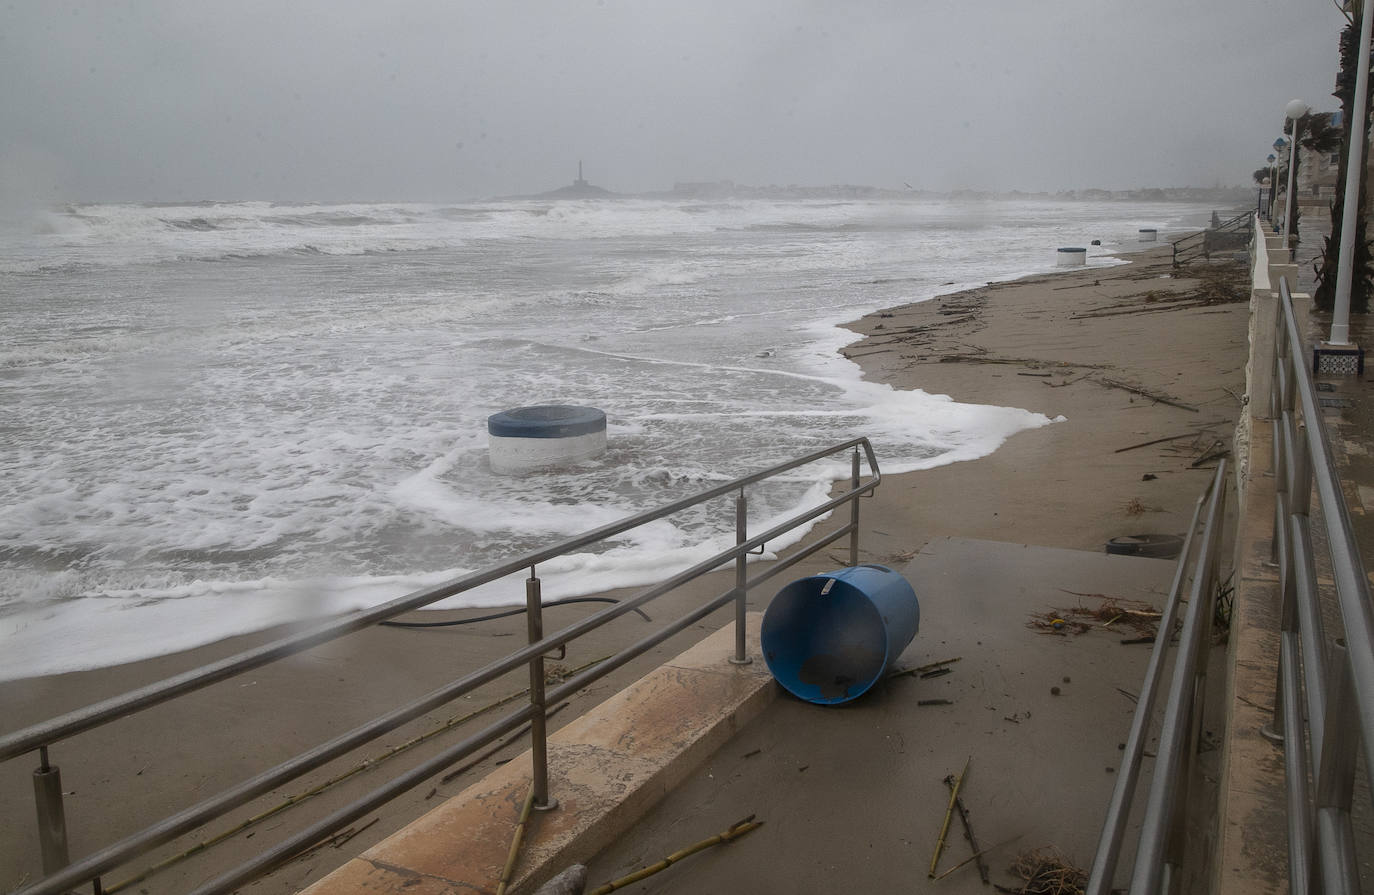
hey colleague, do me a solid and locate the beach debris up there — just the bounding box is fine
[1095,377,1198,412]
[1104,533,1184,558]
[940,773,992,885]
[742,748,762,759]
[930,756,971,877]
[888,656,961,680]
[495,784,538,895]
[1028,594,1160,638]
[1050,686,1060,696]
[379,597,650,630]
[440,701,571,784]
[587,815,762,894]
[1190,441,1230,468]
[532,865,588,895]
[1113,431,1198,454]
[1141,473,1157,481]
[533,865,589,895]
[919,698,955,706]
[97,658,587,894]
[1001,846,1087,895]
[921,667,954,680]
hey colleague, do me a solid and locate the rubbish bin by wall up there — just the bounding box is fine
[761,564,920,705]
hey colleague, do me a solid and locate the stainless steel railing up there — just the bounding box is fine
[3,437,881,895]
[1264,277,1374,895]
[1084,463,1229,895]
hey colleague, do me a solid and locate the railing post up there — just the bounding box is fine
[525,569,557,811]
[729,488,751,665]
[1315,640,1360,895]
[32,746,70,875]
[849,448,861,567]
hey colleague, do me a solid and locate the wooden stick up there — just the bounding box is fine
[588,816,762,894]
[441,702,570,785]
[105,661,603,893]
[496,785,537,895]
[887,657,961,680]
[929,756,970,876]
[931,835,1023,882]
[1113,432,1198,454]
[943,775,990,884]
[1097,378,1199,412]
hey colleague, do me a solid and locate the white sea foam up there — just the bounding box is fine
[0,196,1219,680]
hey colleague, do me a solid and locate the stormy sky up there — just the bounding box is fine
[0,1,1349,203]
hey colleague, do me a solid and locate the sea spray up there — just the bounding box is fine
[0,196,1214,679]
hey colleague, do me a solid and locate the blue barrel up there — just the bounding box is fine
[761,564,920,705]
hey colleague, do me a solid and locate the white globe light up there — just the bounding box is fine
[1285,99,1310,120]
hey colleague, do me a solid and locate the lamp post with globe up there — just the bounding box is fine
[1266,153,1277,221]
[1280,99,1309,244]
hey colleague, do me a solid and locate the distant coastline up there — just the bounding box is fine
[507,178,1253,204]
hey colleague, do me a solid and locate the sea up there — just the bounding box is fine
[0,196,1215,681]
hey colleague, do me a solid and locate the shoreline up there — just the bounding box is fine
[0,242,1254,893]
[0,238,1161,685]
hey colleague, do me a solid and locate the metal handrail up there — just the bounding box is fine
[1085,463,1228,895]
[6,437,881,895]
[1172,210,1253,267]
[1265,276,1374,895]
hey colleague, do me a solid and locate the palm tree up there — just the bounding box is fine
[1314,1,1374,314]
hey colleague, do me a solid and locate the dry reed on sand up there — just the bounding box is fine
[1027,595,1161,638]
[995,846,1086,895]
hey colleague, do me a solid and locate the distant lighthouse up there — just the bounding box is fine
[575,160,588,188]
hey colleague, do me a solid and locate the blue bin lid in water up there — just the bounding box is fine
[487,405,606,438]
[1057,247,1087,253]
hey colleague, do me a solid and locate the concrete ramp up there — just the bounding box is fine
[587,538,1180,894]
[304,538,1178,894]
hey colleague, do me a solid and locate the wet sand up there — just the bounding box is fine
[0,244,1253,894]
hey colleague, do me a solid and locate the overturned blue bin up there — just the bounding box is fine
[761,564,920,705]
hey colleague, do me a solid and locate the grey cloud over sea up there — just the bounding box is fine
[0,0,1346,203]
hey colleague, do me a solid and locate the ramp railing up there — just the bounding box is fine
[1172,210,1253,267]
[1084,462,1229,895]
[2,437,881,895]
[1260,277,1374,895]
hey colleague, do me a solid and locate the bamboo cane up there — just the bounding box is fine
[929,756,970,877]
[496,785,537,895]
[930,834,1022,882]
[587,816,762,894]
[104,656,605,894]
[943,774,989,885]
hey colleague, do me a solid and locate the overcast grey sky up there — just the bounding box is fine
[0,1,1349,203]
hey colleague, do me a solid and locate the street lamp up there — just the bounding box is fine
[1330,0,1374,348]
[1280,99,1309,243]
[1271,139,1287,227]
[1266,153,1277,221]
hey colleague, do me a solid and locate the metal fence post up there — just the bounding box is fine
[1315,640,1360,895]
[729,488,752,665]
[849,448,861,567]
[32,746,69,875]
[525,569,557,811]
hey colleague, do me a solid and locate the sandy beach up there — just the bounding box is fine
[0,243,1252,894]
